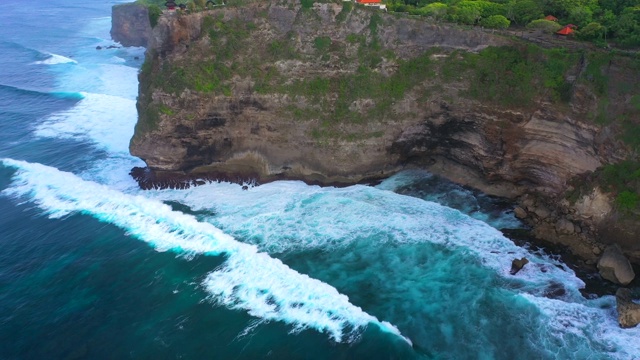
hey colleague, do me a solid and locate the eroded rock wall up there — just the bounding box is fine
[125,0,639,263]
[111,3,152,47]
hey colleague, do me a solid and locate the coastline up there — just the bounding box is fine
[114,2,640,302]
[135,160,638,299]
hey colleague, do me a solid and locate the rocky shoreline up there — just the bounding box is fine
[112,1,640,327]
[132,161,639,297]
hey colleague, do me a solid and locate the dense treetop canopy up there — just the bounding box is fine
[387,0,640,46]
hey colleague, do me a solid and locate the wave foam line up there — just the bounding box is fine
[32,52,78,65]
[0,83,84,99]
[34,92,137,154]
[522,294,640,359]
[0,159,409,344]
[151,181,586,295]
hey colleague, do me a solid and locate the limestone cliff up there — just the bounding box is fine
[125,0,640,264]
[111,3,152,47]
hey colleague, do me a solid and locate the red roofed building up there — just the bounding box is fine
[356,0,386,10]
[556,26,574,35]
[544,15,558,22]
[165,1,177,10]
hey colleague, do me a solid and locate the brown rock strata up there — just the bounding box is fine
[118,0,639,265]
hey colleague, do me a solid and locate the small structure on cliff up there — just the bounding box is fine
[165,1,177,11]
[356,0,386,10]
[556,25,575,36]
[544,15,558,22]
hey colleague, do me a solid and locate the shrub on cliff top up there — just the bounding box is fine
[616,190,639,212]
[600,160,640,192]
[336,1,353,22]
[314,36,332,52]
[481,15,510,29]
[147,4,162,27]
[527,19,562,33]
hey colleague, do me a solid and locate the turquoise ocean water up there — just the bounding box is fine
[1,1,639,358]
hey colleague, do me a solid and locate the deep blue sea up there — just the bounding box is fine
[1,1,639,359]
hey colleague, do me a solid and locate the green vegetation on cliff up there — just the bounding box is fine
[442,46,577,106]
[137,1,640,211]
[569,160,640,215]
[388,0,640,47]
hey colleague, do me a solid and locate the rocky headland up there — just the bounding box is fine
[112,0,640,278]
[111,2,153,47]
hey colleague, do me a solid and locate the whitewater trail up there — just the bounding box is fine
[32,52,78,65]
[0,158,410,344]
[34,92,136,154]
[11,10,640,356]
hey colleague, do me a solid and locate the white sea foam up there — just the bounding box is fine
[0,158,408,344]
[376,170,522,230]
[140,178,640,356]
[522,293,640,359]
[34,92,137,154]
[95,63,140,99]
[145,181,585,293]
[33,52,78,65]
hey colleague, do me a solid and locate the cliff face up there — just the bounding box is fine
[126,0,640,263]
[111,3,152,47]
[132,1,511,185]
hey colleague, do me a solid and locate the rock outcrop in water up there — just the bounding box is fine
[114,0,640,265]
[598,244,636,285]
[510,257,529,275]
[616,288,640,328]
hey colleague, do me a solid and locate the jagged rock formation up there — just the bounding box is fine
[510,257,529,275]
[119,0,640,263]
[598,244,636,285]
[616,288,640,328]
[111,3,152,47]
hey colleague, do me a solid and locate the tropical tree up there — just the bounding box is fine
[577,22,605,40]
[507,0,544,25]
[450,1,482,24]
[481,14,511,28]
[423,2,448,21]
[567,6,593,27]
[614,6,640,47]
[599,0,640,15]
[527,19,563,32]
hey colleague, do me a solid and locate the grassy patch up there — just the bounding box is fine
[571,161,640,214]
[583,52,611,96]
[147,4,162,27]
[369,12,382,34]
[158,104,174,115]
[442,46,579,108]
[616,190,639,212]
[336,1,352,22]
[275,50,435,126]
[622,120,640,150]
[150,16,256,95]
[313,36,332,52]
[592,98,610,124]
[599,160,640,194]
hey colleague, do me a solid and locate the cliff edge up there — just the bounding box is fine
[122,0,640,265]
[111,3,152,47]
